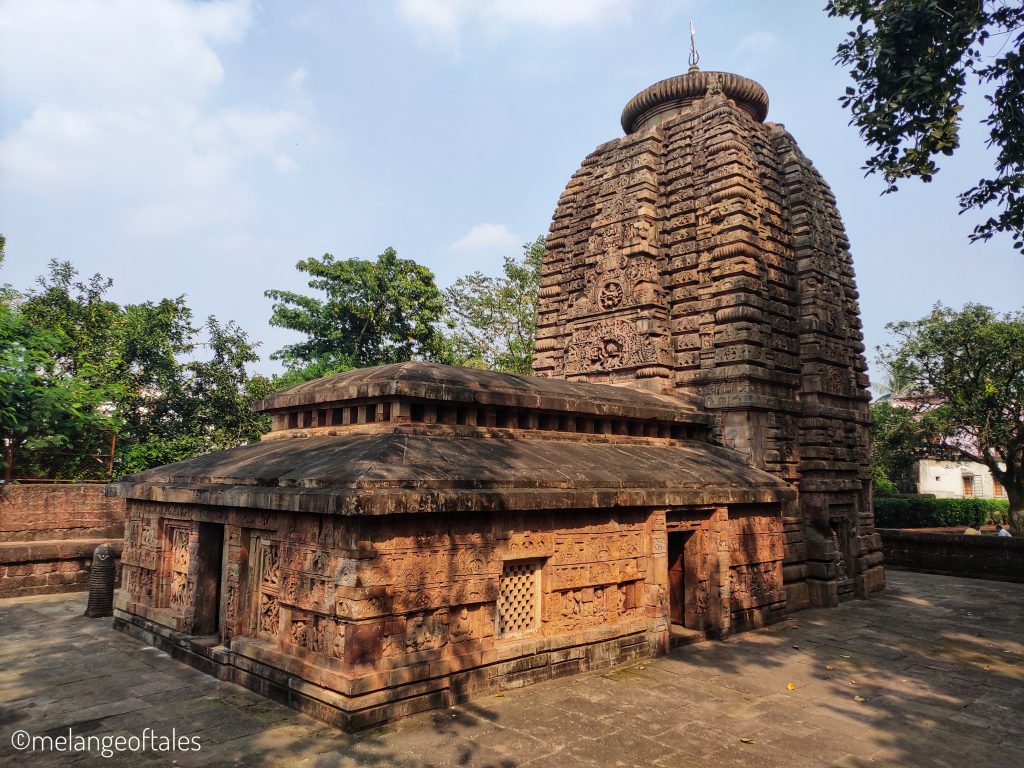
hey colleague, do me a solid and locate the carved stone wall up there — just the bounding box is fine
[119,504,652,673]
[535,71,883,607]
[116,497,785,726]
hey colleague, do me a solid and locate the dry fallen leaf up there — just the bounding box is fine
[825,665,835,671]
[786,682,797,691]
[853,695,866,703]
[900,679,909,683]
[983,665,992,671]
[849,680,859,686]
[495,692,505,697]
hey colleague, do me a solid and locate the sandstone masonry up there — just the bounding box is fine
[109,67,884,730]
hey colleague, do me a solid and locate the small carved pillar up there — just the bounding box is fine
[646,509,669,653]
[707,507,731,638]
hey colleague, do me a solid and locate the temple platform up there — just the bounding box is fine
[1,570,1021,767]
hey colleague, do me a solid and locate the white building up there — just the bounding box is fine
[915,458,1008,500]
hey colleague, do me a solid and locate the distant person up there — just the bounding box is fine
[996,524,1012,537]
[964,527,981,536]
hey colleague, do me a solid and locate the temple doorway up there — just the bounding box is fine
[192,522,224,637]
[667,531,692,627]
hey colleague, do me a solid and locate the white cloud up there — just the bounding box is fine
[398,0,470,46]
[397,0,634,46]
[272,153,299,173]
[485,0,632,29]
[288,67,308,90]
[0,0,311,240]
[0,0,249,108]
[733,31,783,61]
[450,223,520,252]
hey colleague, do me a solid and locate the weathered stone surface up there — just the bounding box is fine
[534,67,881,607]
[253,359,709,421]
[109,428,791,514]
[881,529,1024,582]
[2,572,1022,766]
[0,485,124,597]
[107,65,883,731]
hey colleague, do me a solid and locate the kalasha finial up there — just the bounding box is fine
[688,20,700,72]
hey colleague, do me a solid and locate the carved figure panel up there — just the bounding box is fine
[566,253,663,319]
[564,318,669,376]
[250,536,281,641]
[161,523,192,615]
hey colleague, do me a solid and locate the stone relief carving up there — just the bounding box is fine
[567,253,662,320]
[171,528,189,568]
[252,538,281,641]
[564,318,667,376]
[449,606,475,644]
[169,572,192,611]
[261,542,280,587]
[259,592,279,638]
[405,612,447,653]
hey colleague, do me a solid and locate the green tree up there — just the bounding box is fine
[828,0,1024,247]
[445,237,545,375]
[114,316,270,474]
[14,259,269,477]
[266,248,449,372]
[869,400,948,493]
[879,303,1024,533]
[0,303,119,480]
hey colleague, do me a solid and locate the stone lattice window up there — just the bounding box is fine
[497,560,541,637]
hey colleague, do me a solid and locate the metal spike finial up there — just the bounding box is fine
[688,20,700,72]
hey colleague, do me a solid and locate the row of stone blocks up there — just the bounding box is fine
[0,485,126,597]
[0,539,122,598]
[114,607,653,731]
[880,529,1023,583]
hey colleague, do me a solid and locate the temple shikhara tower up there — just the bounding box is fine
[533,68,885,608]
[110,65,884,731]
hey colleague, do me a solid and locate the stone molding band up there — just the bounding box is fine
[620,71,770,133]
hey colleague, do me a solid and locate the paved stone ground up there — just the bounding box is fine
[1,571,1022,768]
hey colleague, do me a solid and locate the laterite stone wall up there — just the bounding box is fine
[0,485,124,597]
[880,529,1023,583]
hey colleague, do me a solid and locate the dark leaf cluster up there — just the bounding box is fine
[828,0,1024,247]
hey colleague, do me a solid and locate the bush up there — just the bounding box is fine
[873,497,1009,529]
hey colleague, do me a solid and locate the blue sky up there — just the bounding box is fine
[1,0,1021,380]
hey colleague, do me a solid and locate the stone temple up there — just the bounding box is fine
[110,66,884,730]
